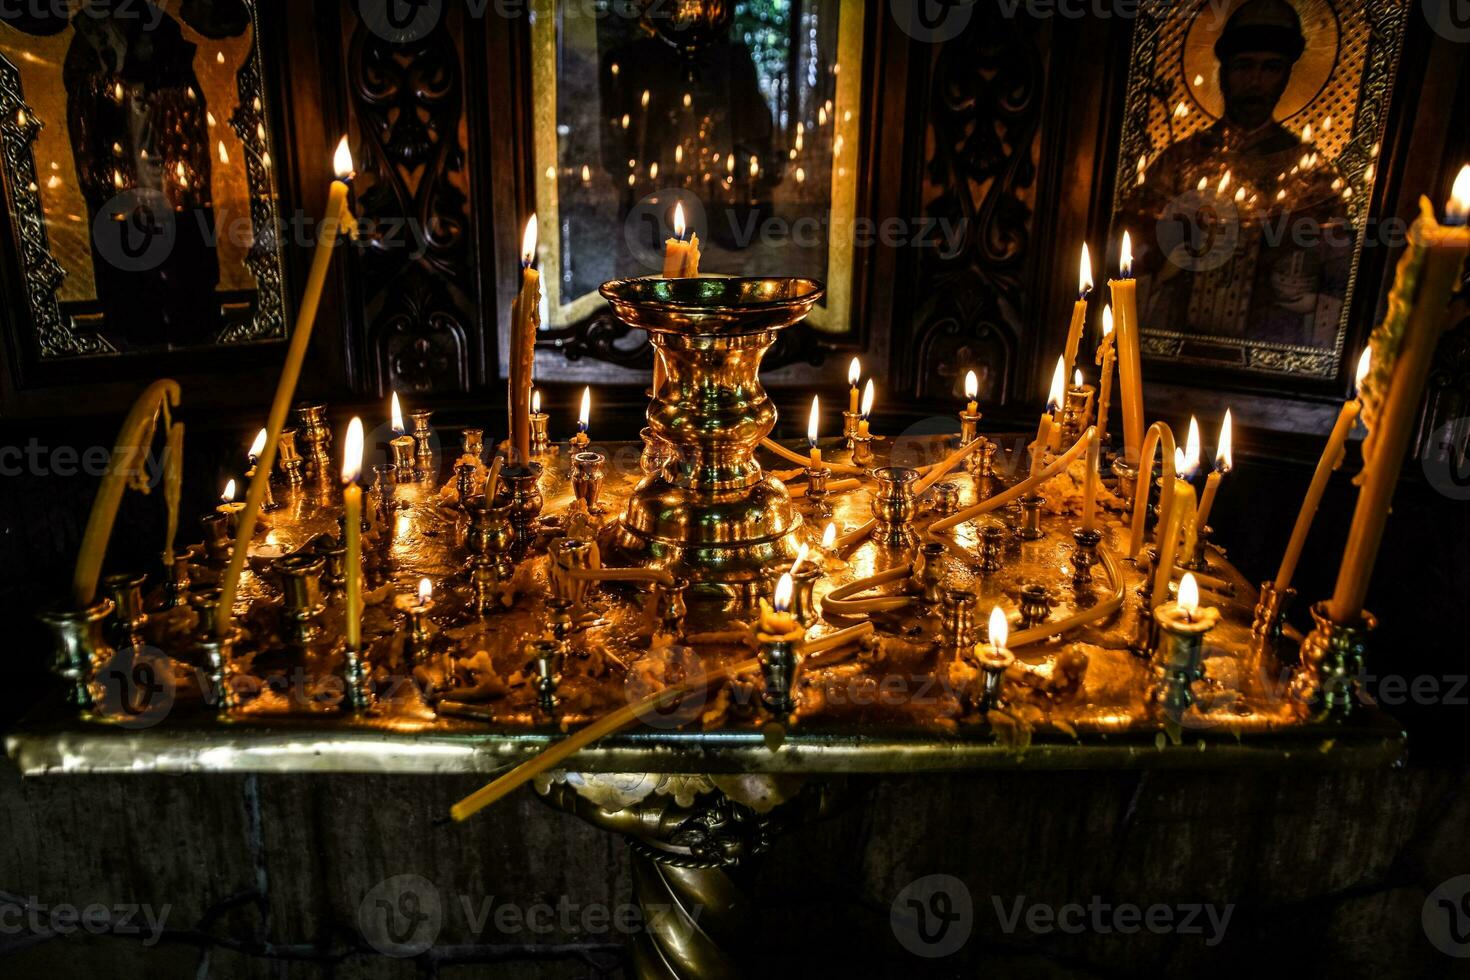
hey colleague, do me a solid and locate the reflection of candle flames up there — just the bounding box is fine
[807,395,820,448]
[860,379,875,419]
[418,577,433,604]
[342,417,364,484]
[964,370,978,401]
[1216,409,1233,474]
[774,572,793,613]
[1178,573,1199,620]
[391,391,405,434]
[988,605,1008,651]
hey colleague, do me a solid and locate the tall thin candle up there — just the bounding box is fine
[1063,242,1093,369]
[1109,233,1145,465]
[342,417,364,650]
[509,215,540,464]
[1094,304,1116,448]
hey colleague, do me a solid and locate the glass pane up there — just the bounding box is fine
[532,0,861,334]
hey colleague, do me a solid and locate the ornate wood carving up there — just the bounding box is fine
[346,8,475,395]
[905,7,1046,405]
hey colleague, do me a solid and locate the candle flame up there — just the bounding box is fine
[821,521,836,550]
[673,202,686,240]
[1185,416,1202,475]
[807,395,820,447]
[1174,447,1187,474]
[1119,231,1133,277]
[1216,409,1233,473]
[1078,242,1093,296]
[774,572,794,612]
[791,542,810,576]
[1449,164,1470,224]
[418,577,433,603]
[341,417,363,484]
[1354,347,1372,393]
[1178,572,1200,617]
[988,605,1008,651]
[848,356,861,387]
[860,379,875,418]
[579,386,591,431]
[1046,356,1066,413]
[1102,304,1113,336]
[221,478,235,503]
[217,140,229,165]
[332,136,353,178]
[249,427,267,459]
[1218,169,1231,195]
[521,214,538,266]
[964,369,978,401]
[640,89,650,108]
[531,388,541,414]
[391,391,405,434]
[1073,368,1083,388]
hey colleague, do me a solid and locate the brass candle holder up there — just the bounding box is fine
[493,462,545,552]
[1019,583,1051,629]
[454,462,476,511]
[1071,527,1102,588]
[1250,580,1296,658]
[297,403,333,484]
[598,276,822,587]
[1059,384,1092,447]
[341,643,373,713]
[1182,525,1213,572]
[976,440,999,479]
[958,408,982,460]
[973,642,1013,713]
[276,554,327,645]
[277,428,304,486]
[942,588,976,656]
[639,426,674,477]
[372,464,398,526]
[1018,493,1045,540]
[871,466,920,548]
[762,558,822,627]
[200,512,232,567]
[757,626,803,719]
[398,586,434,670]
[570,451,606,514]
[247,454,278,512]
[548,536,594,609]
[657,577,690,637]
[930,481,960,516]
[851,432,874,468]
[1151,596,1219,719]
[1111,457,1139,514]
[977,524,1006,574]
[411,409,435,482]
[462,427,484,463]
[805,465,832,518]
[161,547,196,610]
[1294,602,1374,720]
[914,541,948,606]
[842,409,861,450]
[198,625,242,714]
[102,572,148,650]
[38,599,114,709]
[466,502,516,614]
[530,409,551,455]
[389,434,416,482]
[526,638,563,714]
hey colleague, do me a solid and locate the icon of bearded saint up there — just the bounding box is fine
[1119,0,1352,352]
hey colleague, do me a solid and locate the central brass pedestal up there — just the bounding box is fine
[599,277,826,589]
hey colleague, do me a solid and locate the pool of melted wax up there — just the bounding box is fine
[151,437,1307,738]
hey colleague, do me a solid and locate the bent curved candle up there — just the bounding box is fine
[1126,422,1179,559]
[927,428,1093,535]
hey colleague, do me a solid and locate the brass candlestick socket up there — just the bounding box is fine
[1250,580,1296,657]
[757,632,801,719]
[1152,599,1221,718]
[548,597,578,649]
[466,503,515,614]
[341,644,373,713]
[197,626,243,714]
[1111,458,1139,513]
[103,572,148,650]
[462,427,484,463]
[842,410,861,449]
[38,599,114,710]
[571,451,606,514]
[526,638,563,714]
[975,645,1014,713]
[247,456,278,511]
[493,462,544,552]
[1018,494,1045,540]
[410,410,435,482]
[297,403,333,484]
[277,428,304,487]
[1071,527,1103,588]
[201,512,232,565]
[1293,602,1374,720]
[657,577,690,637]
[160,548,195,610]
[389,435,416,482]
[914,541,949,606]
[188,585,224,639]
[1182,524,1213,572]
[337,505,368,538]
[790,563,823,627]
[372,464,398,525]
[549,536,595,607]
[931,481,961,516]
[316,536,347,596]
[530,412,551,455]
[276,554,326,645]
[639,426,674,477]
[942,588,977,654]
[976,440,999,479]
[851,432,874,467]
[1059,384,1092,447]
[1019,583,1051,629]
[958,409,981,448]
[398,595,434,670]
[977,524,1006,574]
[871,466,920,548]
[454,462,476,511]
[805,465,832,518]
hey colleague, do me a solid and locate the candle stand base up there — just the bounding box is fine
[1071,527,1102,588]
[38,599,114,710]
[1250,581,1297,664]
[1018,494,1045,540]
[1291,602,1374,721]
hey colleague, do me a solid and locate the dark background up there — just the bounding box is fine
[1,1,1469,976]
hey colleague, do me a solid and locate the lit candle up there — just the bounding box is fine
[509,215,540,464]
[341,417,364,650]
[217,478,244,533]
[1082,428,1100,533]
[1153,449,1199,611]
[1275,350,1368,593]
[1063,242,1093,369]
[858,379,874,437]
[964,369,979,415]
[572,385,592,449]
[1156,572,1219,633]
[1033,356,1064,468]
[1331,175,1470,623]
[758,572,799,636]
[1195,410,1232,530]
[821,521,837,553]
[1109,232,1145,466]
[215,138,356,637]
[807,395,822,468]
[1094,304,1116,448]
[848,357,861,415]
[661,201,701,278]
